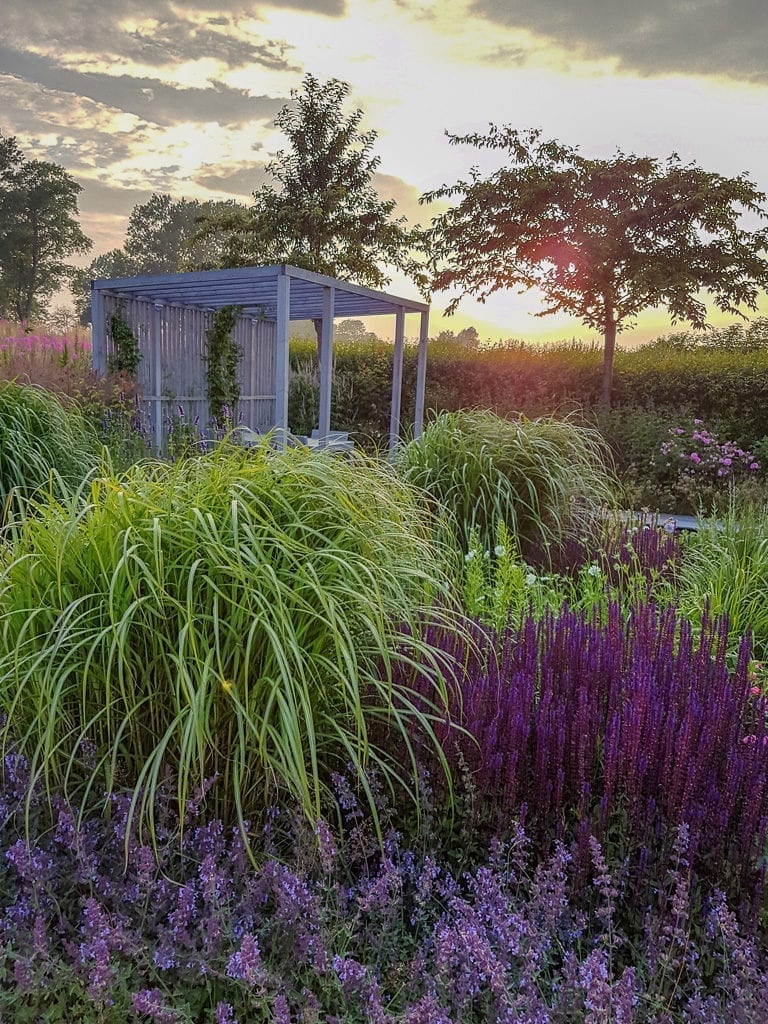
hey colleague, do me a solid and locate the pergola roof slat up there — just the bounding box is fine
[92,263,428,319]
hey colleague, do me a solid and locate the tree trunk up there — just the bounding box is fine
[600,315,617,414]
[312,317,323,363]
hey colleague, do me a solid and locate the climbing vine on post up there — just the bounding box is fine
[108,309,141,376]
[205,306,241,426]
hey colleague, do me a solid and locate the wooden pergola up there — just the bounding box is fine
[91,264,430,455]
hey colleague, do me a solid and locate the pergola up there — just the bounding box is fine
[91,264,430,455]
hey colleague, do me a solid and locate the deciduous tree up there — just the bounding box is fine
[423,127,768,408]
[194,74,425,353]
[0,133,91,322]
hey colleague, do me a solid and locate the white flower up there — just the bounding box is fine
[587,564,602,577]
[464,550,476,563]
[484,550,491,559]
[494,545,506,557]
[525,572,537,586]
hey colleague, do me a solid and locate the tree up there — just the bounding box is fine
[74,195,238,323]
[334,318,381,344]
[123,193,239,274]
[194,74,426,352]
[434,325,480,348]
[0,133,91,322]
[422,127,768,408]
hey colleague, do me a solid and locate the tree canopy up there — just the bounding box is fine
[73,194,238,322]
[423,127,768,407]
[0,133,91,323]
[194,74,425,298]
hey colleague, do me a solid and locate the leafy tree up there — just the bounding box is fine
[194,74,425,352]
[334,318,381,343]
[123,193,239,274]
[71,248,136,324]
[434,325,480,348]
[74,195,238,323]
[423,127,768,408]
[0,133,91,322]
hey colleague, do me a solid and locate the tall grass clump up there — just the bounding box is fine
[0,442,455,836]
[678,503,768,660]
[397,408,617,553]
[0,380,99,523]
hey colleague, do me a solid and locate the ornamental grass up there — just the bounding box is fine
[397,408,617,554]
[0,380,100,523]
[0,442,456,836]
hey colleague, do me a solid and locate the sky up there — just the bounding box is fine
[2,0,768,345]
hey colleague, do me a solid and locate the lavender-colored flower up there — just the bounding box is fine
[215,1002,238,1024]
[226,933,263,985]
[131,989,181,1023]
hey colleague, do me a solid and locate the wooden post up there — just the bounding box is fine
[318,286,334,447]
[388,306,405,461]
[91,284,106,374]
[152,302,163,453]
[274,270,291,446]
[414,309,429,440]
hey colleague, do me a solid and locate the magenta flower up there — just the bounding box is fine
[689,452,702,464]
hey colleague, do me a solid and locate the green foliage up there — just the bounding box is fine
[107,313,141,376]
[0,132,92,322]
[193,74,426,294]
[423,127,768,406]
[678,502,768,661]
[459,518,678,630]
[72,194,241,324]
[0,381,99,522]
[0,443,456,835]
[397,408,617,553]
[205,306,241,425]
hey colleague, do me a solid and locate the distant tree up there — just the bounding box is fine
[423,127,768,408]
[71,248,136,325]
[123,193,239,274]
[0,133,91,322]
[434,325,480,348]
[194,74,425,354]
[334,318,381,343]
[74,195,238,323]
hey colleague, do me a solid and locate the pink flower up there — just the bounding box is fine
[689,452,702,464]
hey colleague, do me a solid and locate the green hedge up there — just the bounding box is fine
[289,337,768,451]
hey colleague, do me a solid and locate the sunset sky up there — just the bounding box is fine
[2,0,767,344]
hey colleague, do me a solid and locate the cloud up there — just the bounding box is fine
[0,45,284,127]
[470,0,768,82]
[2,0,341,65]
[374,172,425,225]
[196,164,269,196]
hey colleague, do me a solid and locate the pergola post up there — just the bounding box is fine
[317,286,334,447]
[274,269,291,447]
[388,306,405,461]
[414,309,429,440]
[91,284,106,374]
[152,302,163,452]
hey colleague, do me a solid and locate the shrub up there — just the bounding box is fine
[0,443,455,835]
[0,380,100,522]
[397,408,617,553]
[397,603,768,910]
